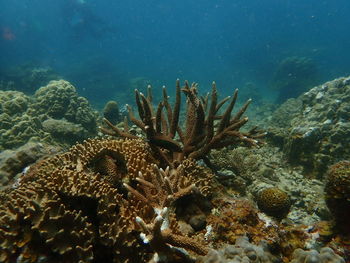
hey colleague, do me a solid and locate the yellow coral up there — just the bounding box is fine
[256,187,291,219]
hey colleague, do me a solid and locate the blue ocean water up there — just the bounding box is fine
[1,0,350,104]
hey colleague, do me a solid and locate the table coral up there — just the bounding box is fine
[0,138,213,262]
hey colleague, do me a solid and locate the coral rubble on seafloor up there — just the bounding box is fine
[0,79,349,262]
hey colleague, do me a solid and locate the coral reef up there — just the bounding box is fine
[268,76,350,178]
[206,197,280,247]
[0,79,268,262]
[102,80,264,169]
[42,118,90,144]
[2,76,349,262]
[0,80,98,152]
[125,164,209,262]
[256,187,291,220]
[324,161,350,235]
[0,90,30,116]
[270,56,319,103]
[244,145,331,227]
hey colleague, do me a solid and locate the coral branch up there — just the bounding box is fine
[102,80,264,167]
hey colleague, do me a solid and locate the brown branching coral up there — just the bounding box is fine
[125,164,209,262]
[102,80,264,168]
[124,164,196,210]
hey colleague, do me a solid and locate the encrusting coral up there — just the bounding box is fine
[268,76,350,178]
[206,197,280,248]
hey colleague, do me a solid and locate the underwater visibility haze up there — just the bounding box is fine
[1,0,350,262]
[1,0,350,103]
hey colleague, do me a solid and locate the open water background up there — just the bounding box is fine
[1,0,350,105]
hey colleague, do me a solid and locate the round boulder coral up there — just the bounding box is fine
[324,161,350,233]
[256,187,291,219]
[31,80,98,130]
[103,100,120,125]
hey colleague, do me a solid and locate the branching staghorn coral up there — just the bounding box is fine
[124,164,209,262]
[102,80,264,168]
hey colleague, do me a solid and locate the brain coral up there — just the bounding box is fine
[0,138,157,262]
[324,160,350,234]
[256,187,291,219]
